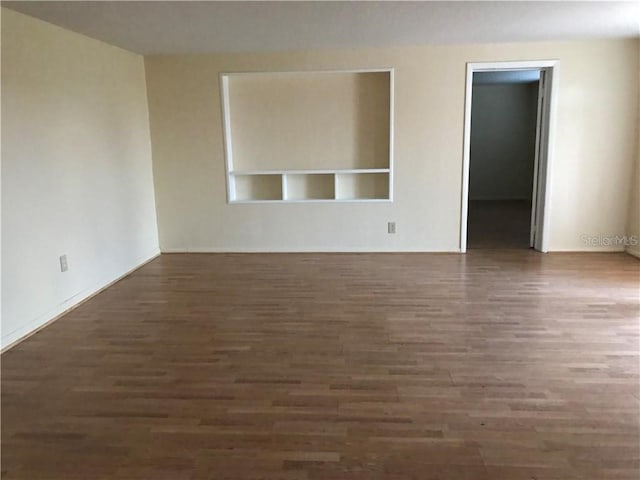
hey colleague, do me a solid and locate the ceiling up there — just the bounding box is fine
[4,1,640,55]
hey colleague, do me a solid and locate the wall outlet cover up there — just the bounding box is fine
[59,254,68,272]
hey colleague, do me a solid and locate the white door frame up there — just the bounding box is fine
[459,60,559,253]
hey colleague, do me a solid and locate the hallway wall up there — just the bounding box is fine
[469,82,539,201]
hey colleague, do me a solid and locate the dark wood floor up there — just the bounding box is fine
[467,200,532,249]
[2,252,639,479]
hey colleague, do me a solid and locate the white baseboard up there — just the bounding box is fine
[160,247,459,253]
[1,249,160,352]
[161,247,634,254]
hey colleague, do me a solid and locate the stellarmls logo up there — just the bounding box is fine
[581,234,639,247]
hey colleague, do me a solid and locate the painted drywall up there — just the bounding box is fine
[1,9,159,349]
[144,39,638,253]
[228,72,390,171]
[469,82,539,201]
[627,153,640,258]
[627,47,640,258]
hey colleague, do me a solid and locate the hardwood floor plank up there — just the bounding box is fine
[2,251,639,479]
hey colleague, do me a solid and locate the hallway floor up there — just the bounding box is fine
[467,200,532,249]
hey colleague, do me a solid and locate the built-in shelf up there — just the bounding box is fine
[336,172,389,200]
[233,174,282,201]
[284,173,334,200]
[228,170,391,203]
[230,168,390,176]
[220,69,394,203]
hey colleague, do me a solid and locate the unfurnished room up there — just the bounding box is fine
[1,1,640,479]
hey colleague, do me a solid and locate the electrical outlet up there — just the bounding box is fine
[59,254,68,272]
[388,222,396,234]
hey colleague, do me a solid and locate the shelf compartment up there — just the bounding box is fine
[232,174,282,201]
[335,172,389,200]
[284,174,335,200]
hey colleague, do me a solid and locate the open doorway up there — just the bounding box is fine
[460,61,558,253]
[468,69,539,249]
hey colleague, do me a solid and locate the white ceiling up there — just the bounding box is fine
[4,1,640,55]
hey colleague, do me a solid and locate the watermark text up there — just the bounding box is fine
[581,234,638,247]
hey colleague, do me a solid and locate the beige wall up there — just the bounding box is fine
[628,158,640,257]
[228,72,390,171]
[1,9,159,348]
[626,46,640,258]
[145,39,638,253]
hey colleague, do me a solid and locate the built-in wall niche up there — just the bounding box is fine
[336,172,389,200]
[284,174,334,201]
[233,174,282,202]
[220,69,394,203]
